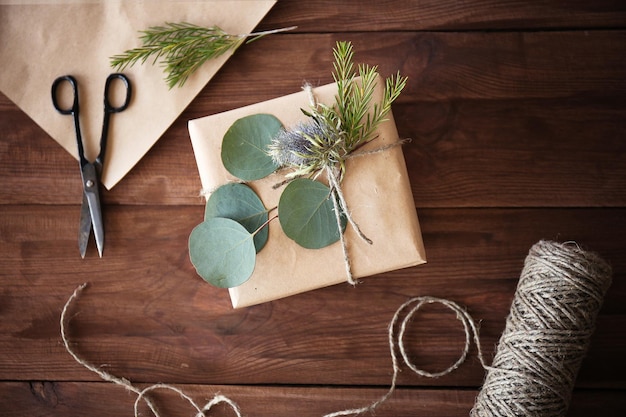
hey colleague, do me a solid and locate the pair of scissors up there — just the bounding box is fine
[51,73,132,258]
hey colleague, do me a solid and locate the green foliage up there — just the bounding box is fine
[278,178,346,249]
[188,217,257,288]
[221,114,282,181]
[332,41,407,150]
[110,22,295,88]
[205,183,269,252]
[267,109,346,179]
[189,183,271,288]
[267,41,407,180]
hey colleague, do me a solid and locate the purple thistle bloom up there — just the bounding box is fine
[268,115,345,176]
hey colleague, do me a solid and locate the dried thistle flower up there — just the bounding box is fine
[268,109,345,178]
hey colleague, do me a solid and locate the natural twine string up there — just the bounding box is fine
[325,137,410,286]
[323,296,487,417]
[61,288,482,416]
[326,164,371,285]
[60,240,611,416]
[60,283,243,417]
[470,240,613,417]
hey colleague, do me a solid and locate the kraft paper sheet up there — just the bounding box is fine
[188,79,426,308]
[0,0,276,189]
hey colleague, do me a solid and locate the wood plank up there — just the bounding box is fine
[1,205,624,387]
[1,31,623,206]
[261,0,626,31]
[0,383,487,417]
[189,31,626,108]
[401,96,626,208]
[3,95,625,208]
[2,2,624,415]
[0,382,624,417]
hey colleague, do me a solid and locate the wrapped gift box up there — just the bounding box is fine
[188,78,426,308]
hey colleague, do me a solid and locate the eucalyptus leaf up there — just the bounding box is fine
[221,113,283,181]
[188,217,256,288]
[278,178,346,249]
[205,183,269,252]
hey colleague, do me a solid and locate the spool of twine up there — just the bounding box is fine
[470,240,612,417]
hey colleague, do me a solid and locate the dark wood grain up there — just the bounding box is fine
[1,382,625,417]
[2,31,625,207]
[1,205,624,388]
[261,0,626,32]
[1,1,625,416]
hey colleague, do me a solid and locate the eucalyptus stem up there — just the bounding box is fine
[253,214,278,236]
[110,23,296,88]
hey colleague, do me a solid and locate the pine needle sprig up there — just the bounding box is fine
[268,41,408,182]
[360,70,407,145]
[331,41,408,152]
[110,22,296,88]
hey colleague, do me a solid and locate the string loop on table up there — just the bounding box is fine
[61,286,484,417]
[323,296,487,417]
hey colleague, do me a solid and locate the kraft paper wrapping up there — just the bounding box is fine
[188,79,426,308]
[0,0,276,189]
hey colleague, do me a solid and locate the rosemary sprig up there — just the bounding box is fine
[110,22,296,88]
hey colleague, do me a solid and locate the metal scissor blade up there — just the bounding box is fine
[84,189,104,257]
[80,163,104,257]
[78,192,91,258]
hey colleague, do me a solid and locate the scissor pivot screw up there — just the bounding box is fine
[85,180,94,188]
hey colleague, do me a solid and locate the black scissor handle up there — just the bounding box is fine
[103,73,131,113]
[51,75,79,115]
[97,73,131,169]
[52,75,88,166]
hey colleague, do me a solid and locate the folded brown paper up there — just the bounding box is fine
[0,0,276,189]
[188,79,426,308]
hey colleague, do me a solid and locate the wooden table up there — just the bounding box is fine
[1,2,625,415]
